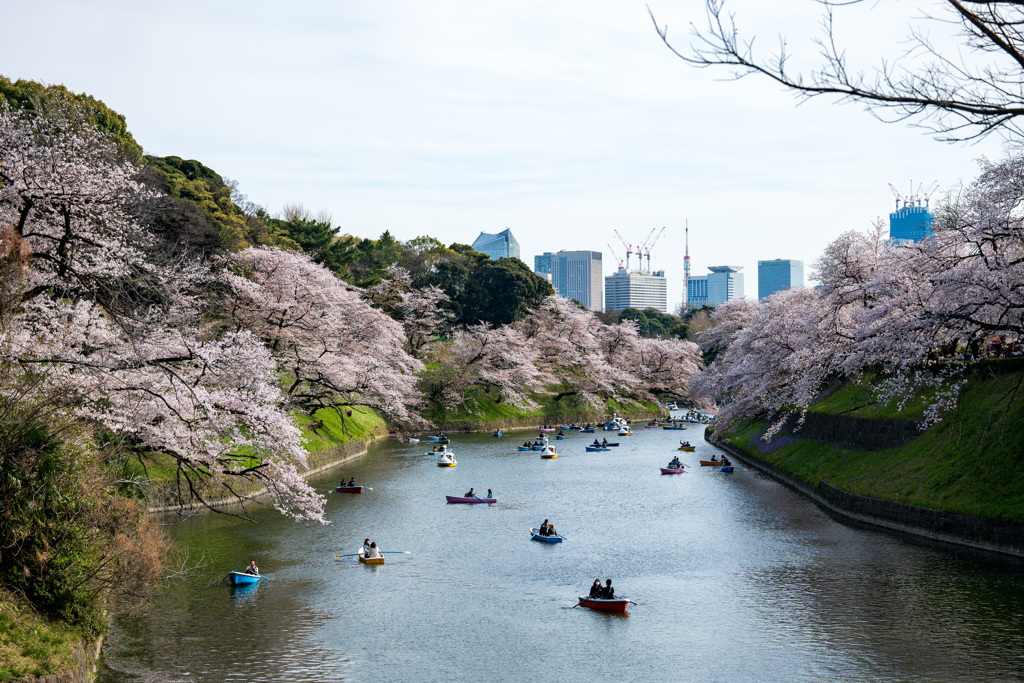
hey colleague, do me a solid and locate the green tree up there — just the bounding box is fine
[460,257,554,326]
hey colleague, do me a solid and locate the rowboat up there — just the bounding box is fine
[585,446,610,452]
[532,445,546,451]
[582,428,595,433]
[445,495,497,504]
[358,551,384,565]
[426,436,440,441]
[334,485,364,493]
[227,571,265,586]
[678,446,696,452]
[517,446,533,452]
[577,596,630,613]
[569,425,582,431]
[603,442,620,447]
[699,460,723,466]
[538,427,555,432]
[663,426,687,431]
[720,466,735,473]
[530,527,564,543]
[408,438,420,443]
[617,432,633,437]
[492,431,503,437]
[660,468,686,475]
[556,435,565,440]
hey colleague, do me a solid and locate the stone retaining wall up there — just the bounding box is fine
[18,636,102,683]
[709,433,1024,559]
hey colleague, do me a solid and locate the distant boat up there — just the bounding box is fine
[538,427,556,432]
[334,485,364,493]
[556,435,565,440]
[436,451,457,467]
[540,445,558,459]
[492,431,503,437]
[720,466,735,473]
[446,495,497,504]
[530,527,564,543]
[358,550,384,565]
[577,596,630,613]
[699,460,722,466]
[585,446,610,452]
[408,437,420,443]
[582,428,595,433]
[660,468,686,475]
[663,426,687,431]
[678,445,696,452]
[227,571,265,586]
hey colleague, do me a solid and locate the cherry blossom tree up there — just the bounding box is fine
[364,264,453,359]
[219,247,424,425]
[0,99,326,522]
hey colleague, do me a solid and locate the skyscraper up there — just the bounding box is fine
[605,270,668,313]
[687,275,708,309]
[758,259,804,299]
[889,205,933,244]
[534,250,603,310]
[706,266,744,306]
[472,228,521,260]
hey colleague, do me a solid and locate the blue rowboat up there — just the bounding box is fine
[570,426,582,431]
[227,571,265,586]
[532,446,546,451]
[582,428,595,433]
[493,432,503,437]
[530,527,564,543]
[518,446,533,452]
[556,435,565,440]
[585,446,610,452]
[720,466,735,473]
[427,436,440,441]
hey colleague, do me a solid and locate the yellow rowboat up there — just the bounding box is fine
[678,446,696,452]
[700,459,727,466]
[618,432,633,437]
[358,551,385,565]
[541,453,558,459]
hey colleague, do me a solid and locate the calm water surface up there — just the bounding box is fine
[99,421,1024,682]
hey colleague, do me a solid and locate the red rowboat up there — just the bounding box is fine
[445,496,497,504]
[577,596,630,613]
[660,468,686,475]
[334,486,364,493]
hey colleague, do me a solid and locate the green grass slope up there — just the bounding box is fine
[422,386,661,424]
[724,360,1024,523]
[0,589,83,682]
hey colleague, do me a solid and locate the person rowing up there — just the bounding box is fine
[464,488,478,499]
[364,541,382,559]
[602,579,616,599]
[244,559,259,575]
[592,438,601,446]
[601,438,609,447]
[347,478,356,486]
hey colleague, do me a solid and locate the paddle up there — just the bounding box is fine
[334,551,410,558]
[221,566,240,583]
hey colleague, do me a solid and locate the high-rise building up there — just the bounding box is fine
[605,269,668,313]
[707,266,744,306]
[889,205,933,244]
[472,228,521,260]
[758,259,804,299]
[534,250,603,310]
[687,275,708,309]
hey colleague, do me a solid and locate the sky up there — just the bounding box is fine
[0,0,1008,311]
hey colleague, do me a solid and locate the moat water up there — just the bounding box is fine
[99,420,1024,682]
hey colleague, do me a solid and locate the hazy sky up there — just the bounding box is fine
[1,0,1007,309]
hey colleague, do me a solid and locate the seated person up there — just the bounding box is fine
[592,439,601,446]
[464,488,477,498]
[362,539,372,556]
[602,579,615,599]
[589,579,603,598]
[347,478,356,486]
[365,542,382,559]
[244,559,259,575]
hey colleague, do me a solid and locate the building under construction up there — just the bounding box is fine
[603,228,668,313]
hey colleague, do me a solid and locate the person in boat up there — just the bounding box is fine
[464,488,478,498]
[722,456,732,466]
[347,478,356,486]
[365,542,382,559]
[601,438,609,447]
[669,457,681,469]
[523,441,531,448]
[592,439,601,447]
[244,559,259,575]
[589,579,603,598]
[539,519,550,535]
[557,431,565,437]
[486,489,493,499]
[602,579,616,599]
[710,455,718,462]
[362,538,372,556]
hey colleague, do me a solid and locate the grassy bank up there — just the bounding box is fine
[0,589,84,682]
[723,360,1024,523]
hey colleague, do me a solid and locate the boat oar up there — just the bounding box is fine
[334,553,360,558]
[380,551,411,554]
[221,566,240,583]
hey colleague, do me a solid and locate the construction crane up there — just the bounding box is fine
[607,243,626,271]
[889,180,939,209]
[642,226,666,271]
[888,182,907,210]
[612,229,634,271]
[918,180,940,208]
